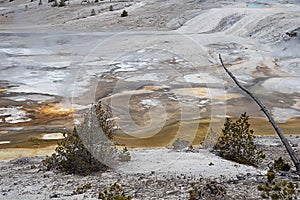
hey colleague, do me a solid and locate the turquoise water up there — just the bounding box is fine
[246,3,268,8]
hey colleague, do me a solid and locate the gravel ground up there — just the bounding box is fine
[1,136,300,200]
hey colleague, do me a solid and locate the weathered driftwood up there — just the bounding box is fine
[219,54,300,174]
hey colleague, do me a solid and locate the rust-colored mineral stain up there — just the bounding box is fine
[173,88,207,98]
[0,89,6,93]
[172,88,240,100]
[0,105,74,128]
[215,93,241,100]
[26,104,73,124]
[143,86,162,91]
[38,105,74,116]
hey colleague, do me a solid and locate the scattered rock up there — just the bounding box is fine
[49,193,59,198]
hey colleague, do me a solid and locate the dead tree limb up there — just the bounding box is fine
[219,54,300,174]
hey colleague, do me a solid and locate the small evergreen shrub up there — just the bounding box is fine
[121,10,128,17]
[118,147,131,162]
[214,112,265,166]
[78,101,130,167]
[272,157,291,172]
[58,0,66,7]
[42,128,107,175]
[258,171,300,199]
[98,183,132,200]
[95,101,116,140]
[50,0,65,7]
[267,171,276,183]
[109,5,113,11]
[43,101,130,175]
[258,157,299,199]
[91,8,96,16]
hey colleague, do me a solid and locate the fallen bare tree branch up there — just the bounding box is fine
[218,54,300,174]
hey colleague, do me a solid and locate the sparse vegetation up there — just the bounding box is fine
[272,157,291,172]
[42,101,130,175]
[118,147,131,162]
[214,112,265,166]
[91,8,96,16]
[42,128,108,175]
[95,102,116,140]
[258,158,299,199]
[58,0,66,7]
[219,54,300,174]
[121,10,128,17]
[98,183,132,200]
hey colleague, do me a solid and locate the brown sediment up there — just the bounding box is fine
[172,88,207,98]
[143,85,165,91]
[37,105,74,116]
[171,87,241,100]
[1,117,300,149]
[114,120,210,148]
[0,139,59,149]
[0,116,299,160]
[114,117,300,148]
[0,102,74,156]
[23,104,73,125]
[249,117,300,136]
[0,144,57,161]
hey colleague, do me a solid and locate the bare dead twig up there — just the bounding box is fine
[218,54,300,174]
